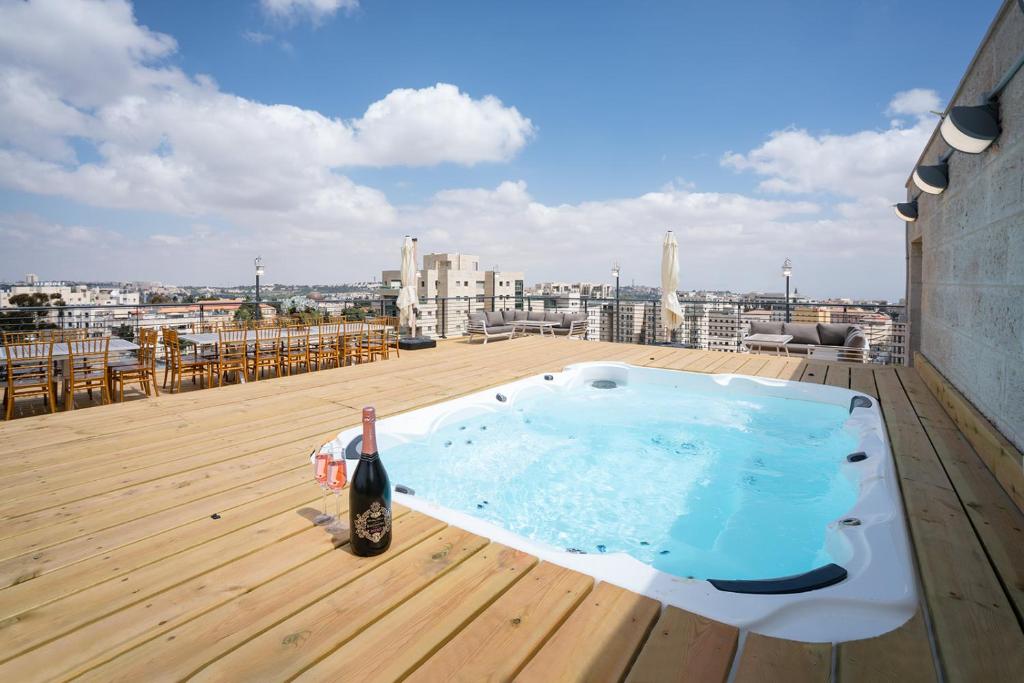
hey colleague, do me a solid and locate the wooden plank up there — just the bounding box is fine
[77,513,451,682]
[824,364,850,389]
[294,543,536,682]
[408,563,593,682]
[849,366,877,398]
[0,516,360,680]
[515,582,661,683]
[798,362,827,384]
[191,526,490,682]
[0,500,373,669]
[836,610,938,682]
[0,480,315,616]
[913,354,1024,512]
[874,369,1024,682]
[624,606,738,683]
[732,633,830,683]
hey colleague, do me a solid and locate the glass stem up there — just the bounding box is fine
[322,487,329,517]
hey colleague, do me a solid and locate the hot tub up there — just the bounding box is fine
[325,362,917,642]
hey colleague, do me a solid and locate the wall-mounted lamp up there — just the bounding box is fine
[894,201,918,222]
[912,162,949,195]
[940,104,1001,154]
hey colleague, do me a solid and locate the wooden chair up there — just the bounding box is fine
[64,337,111,410]
[162,328,208,393]
[371,316,401,359]
[210,328,248,386]
[361,321,388,363]
[248,326,282,380]
[3,331,42,344]
[309,323,341,370]
[2,340,56,420]
[109,328,160,402]
[282,325,310,375]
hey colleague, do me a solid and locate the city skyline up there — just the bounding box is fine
[0,0,999,299]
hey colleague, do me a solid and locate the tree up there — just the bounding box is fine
[148,293,172,304]
[113,323,135,343]
[0,293,60,332]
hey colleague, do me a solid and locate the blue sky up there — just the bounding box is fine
[0,0,1003,297]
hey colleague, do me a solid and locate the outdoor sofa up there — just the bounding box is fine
[468,310,587,343]
[743,321,869,362]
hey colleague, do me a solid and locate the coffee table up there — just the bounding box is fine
[743,333,793,356]
[512,320,558,338]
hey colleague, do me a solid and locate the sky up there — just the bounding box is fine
[0,0,1003,298]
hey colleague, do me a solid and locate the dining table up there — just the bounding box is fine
[178,323,389,347]
[0,337,139,361]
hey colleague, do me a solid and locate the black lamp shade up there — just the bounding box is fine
[912,163,949,195]
[940,104,1000,153]
[895,201,918,222]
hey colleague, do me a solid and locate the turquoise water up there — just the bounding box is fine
[381,380,859,580]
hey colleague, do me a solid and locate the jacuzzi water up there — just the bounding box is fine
[383,383,859,581]
[327,362,918,642]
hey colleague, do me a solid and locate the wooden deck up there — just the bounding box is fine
[0,336,1021,681]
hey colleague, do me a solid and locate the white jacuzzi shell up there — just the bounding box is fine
[326,362,918,642]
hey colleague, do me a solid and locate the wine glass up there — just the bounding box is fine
[326,458,348,531]
[313,449,332,525]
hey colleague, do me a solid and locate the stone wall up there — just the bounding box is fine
[906,0,1024,451]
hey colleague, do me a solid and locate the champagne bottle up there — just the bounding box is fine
[349,406,392,556]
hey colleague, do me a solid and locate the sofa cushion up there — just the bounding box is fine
[528,310,546,322]
[501,309,517,324]
[817,323,850,346]
[514,309,529,321]
[749,321,783,335]
[544,311,562,323]
[486,324,514,334]
[468,312,486,325]
[844,327,868,349]
[485,311,504,326]
[783,323,820,345]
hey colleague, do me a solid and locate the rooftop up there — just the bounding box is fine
[0,337,1020,680]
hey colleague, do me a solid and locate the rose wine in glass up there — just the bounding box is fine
[313,449,332,525]
[327,458,347,523]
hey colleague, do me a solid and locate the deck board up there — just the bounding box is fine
[0,336,1019,681]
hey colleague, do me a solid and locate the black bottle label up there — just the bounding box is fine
[353,501,391,543]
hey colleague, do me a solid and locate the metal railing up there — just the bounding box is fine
[0,295,909,365]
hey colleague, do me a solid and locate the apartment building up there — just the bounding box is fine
[381,252,524,339]
[530,282,614,299]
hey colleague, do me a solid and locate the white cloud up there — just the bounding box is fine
[0,0,533,231]
[721,107,935,200]
[0,1,926,298]
[260,0,358,24]
[886,88,941,117]
[242,30,273,44]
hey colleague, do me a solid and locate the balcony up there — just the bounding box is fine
[0,335,1019,680]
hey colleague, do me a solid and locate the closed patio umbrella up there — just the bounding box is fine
[661,230,685,338]
[397,236,418,337]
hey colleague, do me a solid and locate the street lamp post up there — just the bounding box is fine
[611,263,621,343]
[255,256,264,320]
[782,258,792,323]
